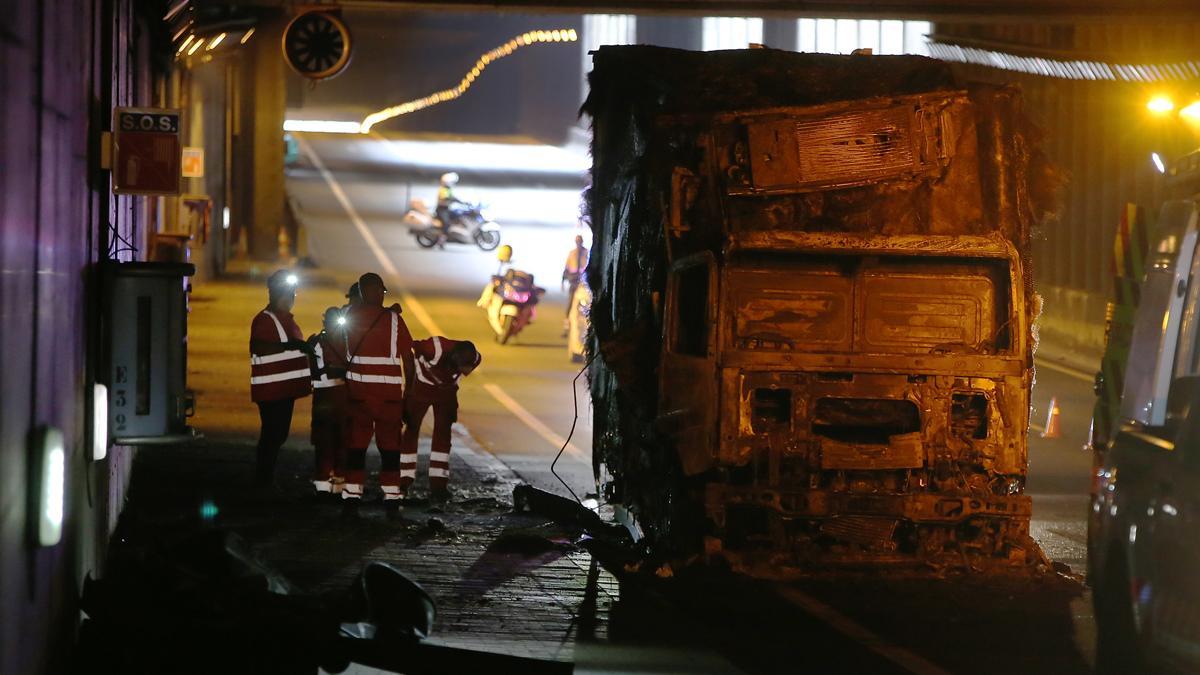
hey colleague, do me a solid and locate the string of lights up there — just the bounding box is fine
[360,28,579,133]
[928,42,1200,83]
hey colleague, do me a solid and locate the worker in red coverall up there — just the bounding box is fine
[249,270,313,487]
[401,337,481,500]
[307,306,349,496]
[342,273,415,511]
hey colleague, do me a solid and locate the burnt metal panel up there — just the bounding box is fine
[860,270,995,354]
[821,434,925,470]
[729,268,853,353]
[741,98,952,194]
[721,94,962,196]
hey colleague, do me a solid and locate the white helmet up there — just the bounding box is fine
[440,172,459,186]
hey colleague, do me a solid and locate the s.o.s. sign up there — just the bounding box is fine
[113,108,182,195]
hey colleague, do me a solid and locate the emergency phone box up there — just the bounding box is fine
[101,261,197,444]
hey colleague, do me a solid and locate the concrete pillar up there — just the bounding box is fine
[240,16,287,261]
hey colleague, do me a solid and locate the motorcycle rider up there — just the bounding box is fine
[435,172,465,249]
[478,245,543,343]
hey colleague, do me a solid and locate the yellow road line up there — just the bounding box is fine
[776,586,953,675]
[482,382,588,461]
[396,290,445,338]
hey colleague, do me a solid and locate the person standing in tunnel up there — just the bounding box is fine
[401,337,481,500]
[249,271,313,488]
[562,234,588,335]
[342,273,415,511]
[308,307,349,496]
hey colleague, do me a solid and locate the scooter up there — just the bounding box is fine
[403,199,501,251]
[477,269,545,344]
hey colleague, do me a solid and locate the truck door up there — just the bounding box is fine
[660,253,718,475]
[1120,200,1200,427]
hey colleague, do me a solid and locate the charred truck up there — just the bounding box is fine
[583,46,1058,574]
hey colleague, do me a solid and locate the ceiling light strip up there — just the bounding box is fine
[929,42,1200,83]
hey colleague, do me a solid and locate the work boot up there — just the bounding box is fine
[430,487,451,504]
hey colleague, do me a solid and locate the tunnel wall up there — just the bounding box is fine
[0,1,162,671]
[933,22,1200,360]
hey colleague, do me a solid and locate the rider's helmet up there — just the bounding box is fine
[497,244,513,263]
[440,172,460,186]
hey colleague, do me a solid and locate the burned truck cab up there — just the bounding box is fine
[701,243,1030,564]
[585,47,1050,573]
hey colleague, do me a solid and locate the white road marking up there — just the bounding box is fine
[295,134,399,281]
[297,133,446,337]
[396,290,445,337]
[1035,358,1094,384]
[301,132,586,466]
[775,586,953,675]
[483,382,588,462]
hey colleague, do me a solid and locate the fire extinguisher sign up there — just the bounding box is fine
[112,108,182,195]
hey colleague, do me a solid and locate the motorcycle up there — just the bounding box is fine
[403,198,501,251]
[477,269,545,344]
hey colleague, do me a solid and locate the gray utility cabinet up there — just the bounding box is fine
[103,261,196,444]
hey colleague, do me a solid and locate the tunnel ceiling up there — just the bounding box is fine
[333,0,1198,21]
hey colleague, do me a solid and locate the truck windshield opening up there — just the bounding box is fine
[728,255,1012,356]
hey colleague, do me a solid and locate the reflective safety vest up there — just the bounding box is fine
[250,309,312,402]
[345,305,412,401]
[311,333,347,389]
[414,336,480,392]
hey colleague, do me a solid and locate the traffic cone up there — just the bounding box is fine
[1041,397,1061,439]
